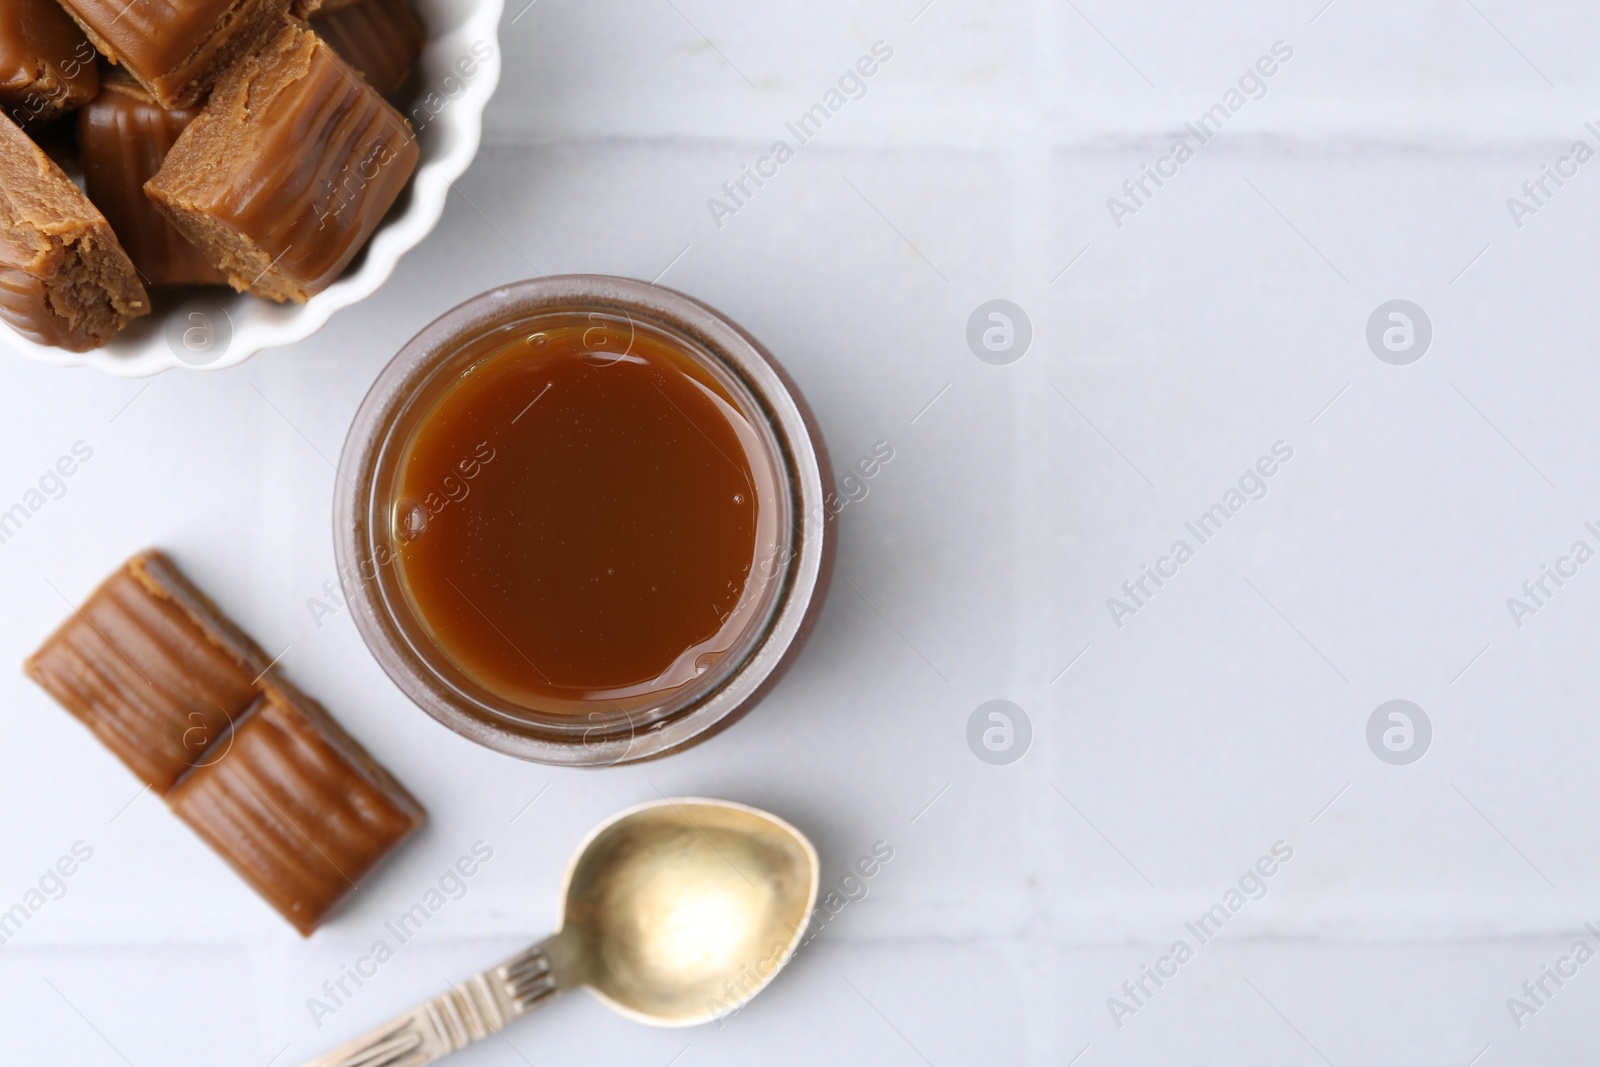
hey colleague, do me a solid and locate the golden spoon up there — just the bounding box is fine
[299,797,819,1066]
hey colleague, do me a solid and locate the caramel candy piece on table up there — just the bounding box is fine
[53,0,286,108]
[26,550,425,935]
[78,73,225,286]
[313,0,424,99]
[169,679,424,936]
[0,110,147,350]
[26,551,268,794]
[0,0,99,126]
[147,22,419,304]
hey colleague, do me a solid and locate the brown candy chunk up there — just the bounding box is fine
[0,0,99,126]
[26,550,426,935]
[147,23,419,304]
[0,110,147,351]
[168,680,424,935]
[78,74,225,287]
[25,550,267,794]
[313,0,424,99]
[54,0,286,109]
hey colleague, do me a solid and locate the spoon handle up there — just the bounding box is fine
[296,937,565,1067]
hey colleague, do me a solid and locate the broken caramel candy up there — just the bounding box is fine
[146,22,419,304]
[0,110,147,350]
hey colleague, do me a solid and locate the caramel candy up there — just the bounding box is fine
[26,550,425,935]
[78,74,224,286]
[0,110,147,350]
[0,0,99,126]
[147,23,419,304]
[54,0,285,108]
[313,0,424,99]
[169,680,424,935]
[25,551,269,794]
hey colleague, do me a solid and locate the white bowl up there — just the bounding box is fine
[1,0,503,377]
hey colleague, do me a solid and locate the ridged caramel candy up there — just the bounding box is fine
[169,680,424,936]
[78,74,224,287]
[0,0,99,126]
[0,109,147,350]
[26,550,426,935]
[313,0,424,99]
[25,550,266,794]
[54,0,286,108]
[146,23,419,303]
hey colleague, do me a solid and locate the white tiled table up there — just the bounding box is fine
[5,2,1600,1063]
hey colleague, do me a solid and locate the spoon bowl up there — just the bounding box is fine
[562,799,819,1025]
[302,797,818,1066]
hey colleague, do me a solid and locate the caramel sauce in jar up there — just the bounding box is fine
[390,313,780,717]
[337,277,833,766]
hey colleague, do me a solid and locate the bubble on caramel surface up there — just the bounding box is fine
[394,499,429,542]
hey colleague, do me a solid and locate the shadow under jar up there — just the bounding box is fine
[335,277,834,766]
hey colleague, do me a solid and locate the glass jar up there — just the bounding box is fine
[334,276,834,766]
